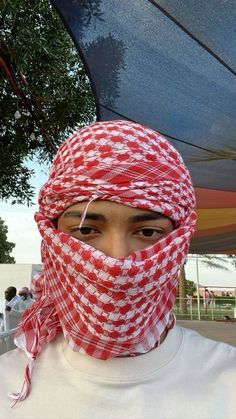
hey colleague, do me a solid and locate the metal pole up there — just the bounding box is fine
[190,297,193,320]
[211,298,214,320]
[196,255,201,320]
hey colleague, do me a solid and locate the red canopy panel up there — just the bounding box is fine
[195,188,236,209]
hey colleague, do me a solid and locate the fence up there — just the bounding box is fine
[0,298,235,355]
[173,297,236,320]
[0,328,17,355]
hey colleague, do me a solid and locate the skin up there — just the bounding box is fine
[57,200,174,259]
[4,286,17,311]
[4,287,16,302]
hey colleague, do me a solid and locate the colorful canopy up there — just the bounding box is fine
[51,0,236,253]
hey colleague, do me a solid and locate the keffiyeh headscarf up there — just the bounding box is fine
[10,120,196,403]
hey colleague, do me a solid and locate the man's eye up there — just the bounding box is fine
[139,229,161,237]
[70,226,97,235]
[79,227,94,235]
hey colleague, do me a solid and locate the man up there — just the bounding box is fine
[17,287,34,308]
[0,287,22,354]
[0,120,235,418]
[3,287,21,310]
[6,287,34,327]
[203,288,210,308]
[0,287,22,332]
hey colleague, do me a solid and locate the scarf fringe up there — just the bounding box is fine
[8,296,61,406]
[8,358,35,407]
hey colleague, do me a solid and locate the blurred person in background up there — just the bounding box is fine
[0,287,21,332]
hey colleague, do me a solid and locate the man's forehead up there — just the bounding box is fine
[61,200,171,223]
[63,200,159,212]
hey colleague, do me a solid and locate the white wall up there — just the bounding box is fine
[0,264,42,297]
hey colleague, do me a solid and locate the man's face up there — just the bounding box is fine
[4,287,16,302]
[57,200,174,259]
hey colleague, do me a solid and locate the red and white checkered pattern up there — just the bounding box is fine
[12,120,196,402]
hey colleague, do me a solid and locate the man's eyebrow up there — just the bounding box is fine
[128,213,169,222]
[62,211,169,223]
[62,211,106,221]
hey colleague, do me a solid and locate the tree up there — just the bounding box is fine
[0,0,96,205]
[186,279,196,296]
[178,267,196,313]
[0,217,15,263]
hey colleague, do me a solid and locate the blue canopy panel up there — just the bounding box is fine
[51,0,236,191]
[51,0,236,253]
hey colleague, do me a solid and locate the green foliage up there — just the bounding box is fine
[177,278,196,298]
[0,217,15,263]
[188,254,236,272]
[193,254,236,271]
[0,0,96,204]
[186,279,196,296]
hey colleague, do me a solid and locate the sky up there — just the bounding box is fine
[1,160,236,290]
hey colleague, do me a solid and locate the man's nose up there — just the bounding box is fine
[102,234,130,259]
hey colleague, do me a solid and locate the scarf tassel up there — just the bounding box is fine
[8,358,35,407]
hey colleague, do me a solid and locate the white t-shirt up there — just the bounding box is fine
[0,325,235,419]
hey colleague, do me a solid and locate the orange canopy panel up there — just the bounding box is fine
[190,188,236,254]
